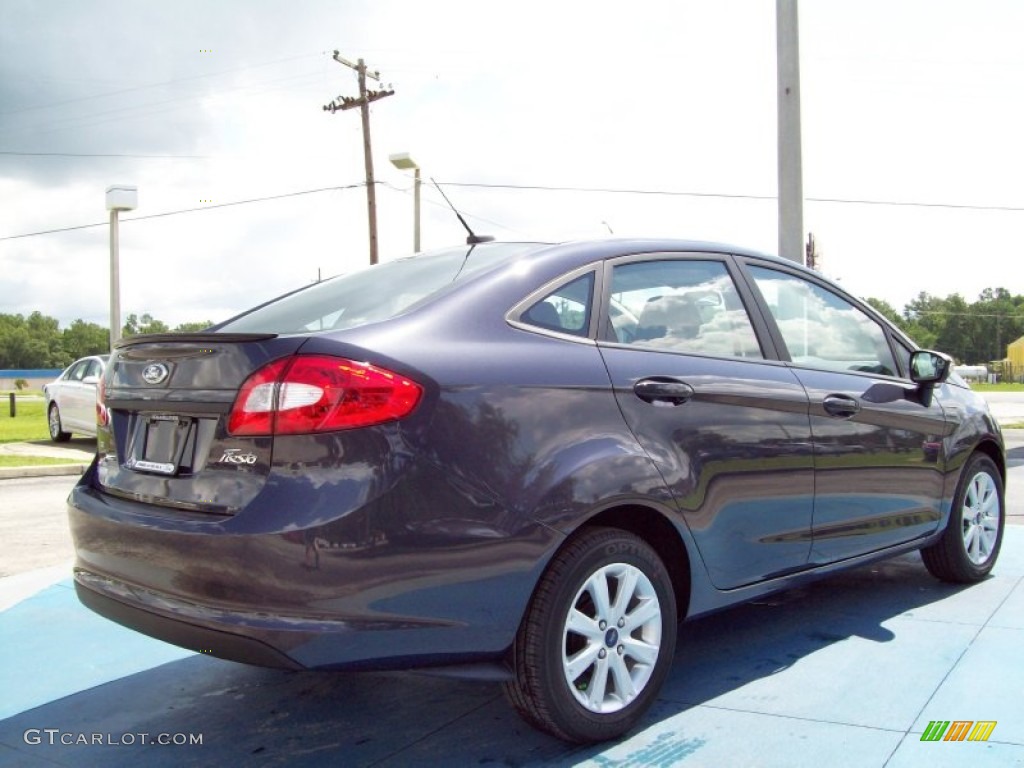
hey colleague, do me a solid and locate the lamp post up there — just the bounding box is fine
[106,185,137,349]
[389,152,421,252]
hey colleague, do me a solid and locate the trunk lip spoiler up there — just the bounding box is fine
[114,332,279,349]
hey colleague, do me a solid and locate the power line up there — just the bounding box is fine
[5,176,1024,244]
[433,181,1024,213]
[0,151,208,159]
[0,52,326,117]
[378,180,523,236]
[0,68,330,142]
[0,184,364,241]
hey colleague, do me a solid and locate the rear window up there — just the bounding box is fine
[217,243,541,334]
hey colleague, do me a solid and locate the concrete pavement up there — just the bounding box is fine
[0,438,93,480]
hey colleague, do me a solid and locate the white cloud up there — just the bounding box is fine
[1,0,1022,331]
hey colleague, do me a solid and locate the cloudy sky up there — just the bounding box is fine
[1,0,1022,330]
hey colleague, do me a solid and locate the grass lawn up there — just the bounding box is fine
[0,400,50,443]
[0,455,81,467]
[970,382,1024,392]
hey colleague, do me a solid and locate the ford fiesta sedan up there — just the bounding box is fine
[69,239,1005,743]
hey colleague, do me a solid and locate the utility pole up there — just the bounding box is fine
[777,0,804,264]
[323,51,394,265]
[805,231,819,270]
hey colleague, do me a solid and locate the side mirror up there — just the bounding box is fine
[82,375,99,385]
[909,350,952,386]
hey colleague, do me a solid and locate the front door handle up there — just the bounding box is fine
[822,394,861,418]
[634,378,694,406]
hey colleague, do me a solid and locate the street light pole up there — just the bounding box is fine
[105,185,137,350]
[389,152,421,252]
[109,209,120,348]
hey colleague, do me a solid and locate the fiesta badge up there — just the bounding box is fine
[142,363,170,385]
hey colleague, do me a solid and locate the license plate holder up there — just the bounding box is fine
[127,415,194,475]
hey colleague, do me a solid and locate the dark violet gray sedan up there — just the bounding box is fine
[69,239,1006,743]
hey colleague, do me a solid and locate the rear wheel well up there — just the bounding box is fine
[574,505,691,620]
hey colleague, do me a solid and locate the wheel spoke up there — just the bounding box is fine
[586,572,612,620]
[565,642,602,681]
[979,488,999,517]
[609,653,637,703]
[622,636,660,666]
[963,522,977,551]
[566,608,603,641]
[586,654,610,711]
[611,567,639,619]
[978,530,992,559]
[622,597,660,633]
[966,478,980,508]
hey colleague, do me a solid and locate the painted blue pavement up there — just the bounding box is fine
[0,579,193,721]
[1,531,1023,766]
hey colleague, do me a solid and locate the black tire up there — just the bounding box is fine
[921,453,1004,583]
[48,404,71,442]
[503,527,677,743]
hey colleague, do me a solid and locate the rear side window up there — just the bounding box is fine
[520,273,594,336]
[748,266,899,377]
[607,260,763,358]
[218,243,541,334]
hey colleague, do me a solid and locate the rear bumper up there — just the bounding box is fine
[74,575,301,670]
[68,467,560,672]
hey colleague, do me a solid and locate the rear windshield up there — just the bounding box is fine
[217,243,542,334]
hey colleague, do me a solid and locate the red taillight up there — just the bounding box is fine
[228,355,423,436]
[96,376,109,427]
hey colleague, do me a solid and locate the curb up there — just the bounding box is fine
[0,463,88,480]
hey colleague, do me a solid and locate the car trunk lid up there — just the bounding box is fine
[95,333,306,514]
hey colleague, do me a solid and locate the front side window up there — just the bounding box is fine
[83,360,103,379]
[65,361,88,381]
[748,266,898,377]
[892,337,914,379]
[607,259,762,358]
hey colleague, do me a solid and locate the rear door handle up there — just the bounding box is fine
[822,394,861,418]
[634,378,694,406]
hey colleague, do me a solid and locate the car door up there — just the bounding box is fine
[57,360,88,431]
[66,358,101,431]
[596,254,816,590]
[742,262,950,564]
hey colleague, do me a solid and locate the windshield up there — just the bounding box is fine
[216,243,542,334]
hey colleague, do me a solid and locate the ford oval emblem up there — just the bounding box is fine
[142,363,169,385]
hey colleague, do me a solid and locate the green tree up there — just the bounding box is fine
[122,313,170,337]
[974,287,1022,364]
[865,298,902,327]
[0,312,64,367]
[63,320,110,360]
[933,294,973,364]
[173,320,213,333]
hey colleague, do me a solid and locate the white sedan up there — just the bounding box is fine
[43,355,108,441]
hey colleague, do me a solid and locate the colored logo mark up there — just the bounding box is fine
[920,720,997,742]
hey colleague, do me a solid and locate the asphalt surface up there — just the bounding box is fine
[0,396,1022,766]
